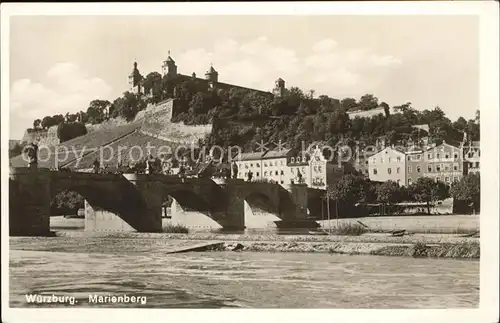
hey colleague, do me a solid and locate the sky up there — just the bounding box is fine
[9,15,479,139]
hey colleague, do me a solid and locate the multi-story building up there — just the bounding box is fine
[463,141,480,174]
[235,152,266,180]
[288,151,311,186]
[309,146,345,190]
[423,142,465,185]
[368,146,407,186]
[260,149,294,185]
[233,147,347,190]
[406,148,427,186]
[369,142,467,186]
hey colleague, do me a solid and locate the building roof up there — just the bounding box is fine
[261,149,292,160]
[234,151,266,161]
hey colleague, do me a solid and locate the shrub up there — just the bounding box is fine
[163,223,189,234]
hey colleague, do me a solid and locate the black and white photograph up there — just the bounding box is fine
[1,2,498,323]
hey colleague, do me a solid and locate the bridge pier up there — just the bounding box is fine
[9,168,52,236]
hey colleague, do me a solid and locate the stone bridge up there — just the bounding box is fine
[9,167,318,236]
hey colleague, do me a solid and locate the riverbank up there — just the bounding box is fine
[10,230,480,259]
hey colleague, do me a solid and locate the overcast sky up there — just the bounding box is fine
[9,15,478,139]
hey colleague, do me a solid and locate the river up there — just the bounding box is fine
[9,238,478,308]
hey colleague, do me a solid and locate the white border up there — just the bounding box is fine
[1,2,499,323]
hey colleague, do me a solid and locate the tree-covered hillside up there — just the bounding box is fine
[29,70,480,151]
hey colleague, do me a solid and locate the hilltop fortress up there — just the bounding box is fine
[128,54,287,99]
[127,54,289,144]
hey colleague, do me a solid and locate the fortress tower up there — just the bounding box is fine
[273,78,286,98]
[128,61,143,95]
[205,64,219,83]
[162,51,178,77]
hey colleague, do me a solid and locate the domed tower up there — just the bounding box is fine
[128,61,143,95]
[273,77,285,98]
[162,51,177,77]
[205,64,219,83]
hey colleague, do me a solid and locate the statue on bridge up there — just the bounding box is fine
[247,169,253,182]
[92,158,100,174]
[296,168,304,184]
[25,141,39,169]
[231,161,238,179]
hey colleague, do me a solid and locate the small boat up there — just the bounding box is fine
[390,229,406,237]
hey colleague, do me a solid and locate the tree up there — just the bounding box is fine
[375,180,402,215]
[33,119,42,129]
[86,99,111,124]
[340,97,357,111]
[51,190,85,214]
[52,114,65,125]
[327,174,370,206]
[41,116,56,129]
[450,173,480,214]
[358,94,379,111]
[409,177,450,214]
[57,122,88,142]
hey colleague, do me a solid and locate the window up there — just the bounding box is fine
[291,168,295,174]
[388,168,392,174]
[297,157,301,163]
[454,153,458,159]
[318,166,322,172]
[365,160,369,165]
[388,157,392,163]
[445,177,450,183]
[365,169,369,174]
[408,179,412,185]
[428,165,433,172]
[469,162,473,168]
[397,157,401,162]
[417,166,421,173]
[256,172,260,177]
[313,166,318,172]
[244,172,247,177]
[468,152,473,158]
[264,171,268,176]
[396,167,400,174]
[280,170,284,175]
[407,156,411,161]
[408,166,412,173]
[445,165,450,171]
[280,180,284,184]
[250,163,254,167]
[436,165,441,172]
[245,164,249,169]
[302,167,306,173]
[475,162,479,168]
[428,153,432,159]
[380,157,384,163]
[264,162,268,167]
[238,172,241,177]
[373,169,378,175]
[453,164,458,171]
[275,171,278,175]
[256,163,260,168]
[445,154,449,159]
[437,153,440,159]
